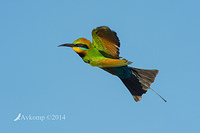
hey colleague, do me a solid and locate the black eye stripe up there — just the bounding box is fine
[75,43,89,49]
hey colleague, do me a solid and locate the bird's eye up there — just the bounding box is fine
[76,44,83,47]
[76,43,89,49]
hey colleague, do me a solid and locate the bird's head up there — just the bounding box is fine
[58,38,91,58]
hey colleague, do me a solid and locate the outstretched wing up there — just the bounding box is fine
[92,26,120,59]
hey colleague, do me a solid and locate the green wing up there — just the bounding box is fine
[92,26,120,59]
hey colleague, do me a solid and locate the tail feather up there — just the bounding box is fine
[120,75,146,102]
[121,67,159,102]
[101,66,165,102]
[130,67,159,87]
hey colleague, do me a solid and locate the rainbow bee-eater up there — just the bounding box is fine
[58,26,166,102]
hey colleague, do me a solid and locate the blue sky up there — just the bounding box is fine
[1,0,200,132]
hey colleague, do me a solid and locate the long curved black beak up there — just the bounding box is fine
[58,43,74,47]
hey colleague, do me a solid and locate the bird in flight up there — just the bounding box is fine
[58,26,166,102]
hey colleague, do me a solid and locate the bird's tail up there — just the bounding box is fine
[120,67,165,102]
